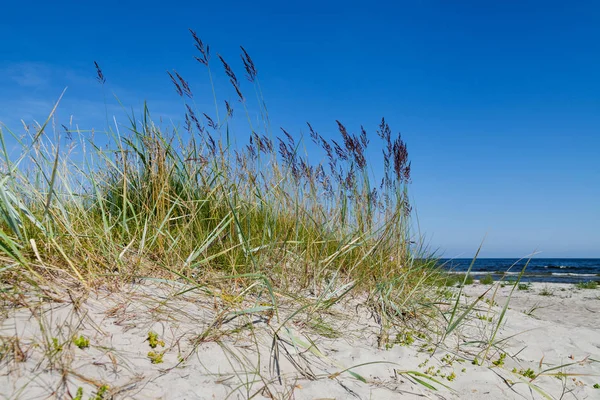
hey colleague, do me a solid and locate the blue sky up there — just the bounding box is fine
[1,1,599,258]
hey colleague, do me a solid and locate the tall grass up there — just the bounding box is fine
[0,31,439,320]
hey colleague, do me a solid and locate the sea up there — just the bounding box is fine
[439,258,600,284]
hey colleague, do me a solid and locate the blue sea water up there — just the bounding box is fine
[439,258,600,284]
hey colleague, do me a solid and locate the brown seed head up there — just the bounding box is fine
[189,29,209,65]
[94,61,106,84]
[174,70,193,98]
[240,46,257,82]
[167,71,183,97]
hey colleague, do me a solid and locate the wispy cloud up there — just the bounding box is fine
[0,61,102,92]
[0,61,186,136]
[0,98,55,125]
[0,62,52,88]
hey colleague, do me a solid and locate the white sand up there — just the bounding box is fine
[1,281,599,399]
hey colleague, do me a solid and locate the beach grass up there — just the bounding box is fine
[575,281,598,289]
[0,32,449,394]
[0,43,432,297]
[539,286,554,296]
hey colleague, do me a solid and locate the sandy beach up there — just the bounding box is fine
[1,281,598,399]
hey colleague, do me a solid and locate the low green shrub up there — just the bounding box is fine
[576,281,598,289]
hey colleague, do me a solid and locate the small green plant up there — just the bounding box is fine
[476,313,493,322]
[554,371,567,380]
[576,281,598,289]
[462,274,474,285]
[480,274,494,285]
[539,287,553,296]
[446,371,456,381]
[512,367,536,379]
[443,276,457,286]
[147,331,165,363]
[91,385,109,400]
[424,365,437,376]
[73,335,90,349]
[309,317,340,339]
[51,337,63,352]
[73,387,84,400]
[395,331,415,346]
[484,298,498,307]
[501,278,517,288]
[518,283,531,291]
[441,353,454,366]
[148,351,164,364]
[472,358,480,366]
[492,352,506,367]
[147,331,165,349]
[448,273,474,286]
[524,302,543,317]
[593,383,600,389]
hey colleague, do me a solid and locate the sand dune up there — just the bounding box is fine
[1,282,599,399]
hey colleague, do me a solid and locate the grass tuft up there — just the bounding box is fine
[575,281,598,290]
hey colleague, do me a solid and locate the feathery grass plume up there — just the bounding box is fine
[174,70,193,98]
[359,126,369,148]
[392,137,410,183]
[299,157,313,180]
[203,113,217,130]
[189,29,220,123]
[185,104,203,134]
[277,128,300,180]
[218,55,244,102]
[331,139,347,161]
[336,120,366,169]
[218,55,240,88]
[337,120,352,150]
[344,164,356,189]
[93,61,105,84]
[205,131,216,154]
[190,29,209,66]
[250,132,263,154]
[249,132,274,155]
[225,100,234,117]
[316,132,336,175]
[240,46,257,82]
[246,135,258,160]
[232,84,244,102]
[307,122,319,145]
[184,113,192,133]
[61,124,72,140]
[167,71,184,97]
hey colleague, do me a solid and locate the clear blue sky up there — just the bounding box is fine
[1,1,598,258]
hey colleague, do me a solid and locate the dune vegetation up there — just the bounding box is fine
[0,30,444,324]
